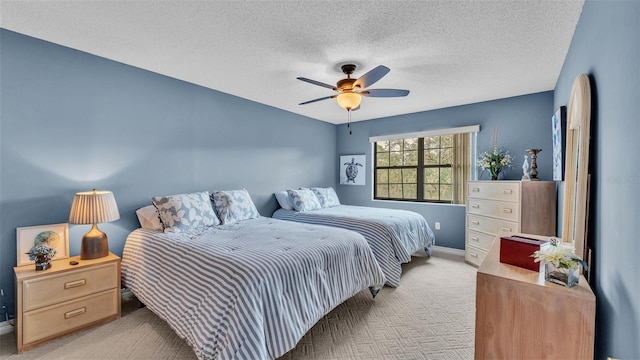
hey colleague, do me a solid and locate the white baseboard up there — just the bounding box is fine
[0,320,13,336]
[431,245,465,257]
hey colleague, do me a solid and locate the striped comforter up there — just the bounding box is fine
[121,217,385,360]
[273,205,435,287]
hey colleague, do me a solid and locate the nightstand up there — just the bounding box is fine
[14,253,121,353]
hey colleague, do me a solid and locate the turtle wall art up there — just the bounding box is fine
[340,155,366,185]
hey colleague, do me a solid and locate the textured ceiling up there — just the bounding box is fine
[0,0,584,124]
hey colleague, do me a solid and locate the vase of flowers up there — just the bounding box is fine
[532,239,587,288]
[477,128,512,180]
[478,147,512,180]
[27,244,56,271]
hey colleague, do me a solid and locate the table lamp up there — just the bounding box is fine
[69,189,120,260]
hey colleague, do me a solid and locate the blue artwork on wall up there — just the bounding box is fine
[340,155,365,185]
[552,106,566,181]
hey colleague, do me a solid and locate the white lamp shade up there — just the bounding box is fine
[69,190,120,225]
[336,92,362,110]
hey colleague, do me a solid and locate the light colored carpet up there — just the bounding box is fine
[0,253,476,360]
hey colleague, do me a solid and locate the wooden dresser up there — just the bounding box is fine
[475,238,595,359]
[465,180,556,266]
[14,253,121,353]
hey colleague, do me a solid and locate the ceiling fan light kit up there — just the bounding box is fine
[336,92,361,111]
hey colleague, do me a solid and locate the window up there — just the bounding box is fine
[371,126,478,204]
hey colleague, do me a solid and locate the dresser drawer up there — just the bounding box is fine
[465,245,488,267]
[23,262,118,311]
[466,230,496,252]
[467,198,520,222]
[22,289,118,344]
[467,214,519,236]
[468,181,520,202]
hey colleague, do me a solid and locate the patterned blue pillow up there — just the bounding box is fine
[211,189,261,225]
[151,191,220,233]
[311,187,341,208]
[288,189,322,212]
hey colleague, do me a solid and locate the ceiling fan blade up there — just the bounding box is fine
[353,65,390,89]
[297,77,337,91]
[299,95,337,105]
[361,89,410,97]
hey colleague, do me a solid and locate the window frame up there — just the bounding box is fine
[370,125,479,205]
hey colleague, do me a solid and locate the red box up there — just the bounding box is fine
[499,235,550,272]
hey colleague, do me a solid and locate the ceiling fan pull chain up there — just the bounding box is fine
[348,110,352,135]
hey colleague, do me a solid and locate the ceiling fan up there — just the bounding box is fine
[297,64,410,111]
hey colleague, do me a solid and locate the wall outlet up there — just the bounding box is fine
[435,222,441,230]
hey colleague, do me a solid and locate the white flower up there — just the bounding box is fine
[532,243,587,270]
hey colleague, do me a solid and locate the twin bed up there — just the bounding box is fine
[121,187,434,359]
[273,205,434,287]
[273,187,435,287]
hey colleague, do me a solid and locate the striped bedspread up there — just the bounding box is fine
[273,205,435,287]
[121,217,385,360]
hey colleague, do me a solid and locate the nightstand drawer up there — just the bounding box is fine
[22,289,119,344]
[467,198,520,222]
[23,262,118,311]
[467,214,519,236]
[466,230,496,252]
[465,245,488,267]
[468,181,520,202]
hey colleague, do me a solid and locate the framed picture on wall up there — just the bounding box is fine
[552,106,567,181]
[340,155,366,185]
[16,223,69,266]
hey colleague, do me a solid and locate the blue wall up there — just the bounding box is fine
[0,29,337,314]
[554,0,640,358]
[335,92,555,249]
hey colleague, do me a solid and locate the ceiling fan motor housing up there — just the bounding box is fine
[338,64,358,92]
[337,78,357,92]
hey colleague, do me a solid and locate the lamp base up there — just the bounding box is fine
[80,224,109,260]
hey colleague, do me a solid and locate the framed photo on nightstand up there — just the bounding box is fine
[16,223,69,266]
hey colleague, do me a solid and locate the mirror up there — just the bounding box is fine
[561,73,591,259]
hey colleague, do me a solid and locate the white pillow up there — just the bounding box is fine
[211,189,261,225]
[136,205,163,231]
[274,190,294,210]
[311,187,341,208]
[324,187,341,207]
[287,189,322,212]
[151,191,220,233]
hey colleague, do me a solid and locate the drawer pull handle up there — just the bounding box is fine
[471,204,480,209]
[503,208,513,214]
[500,227,512,232]
[503,189,513,194]
[64,307,86,319]
[64,279,86,289]
[471,220,480,225]
[470,252,478,258]
[471,237,479,242]
[472,187,480,192]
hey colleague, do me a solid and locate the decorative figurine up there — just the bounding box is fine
[522,155,530,180]
[526,148,542,180]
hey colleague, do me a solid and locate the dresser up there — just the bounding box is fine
[14,253,121,353]
[465,180,556,267]
[475,238,595,359]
